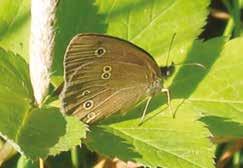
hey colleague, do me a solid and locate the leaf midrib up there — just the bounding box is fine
[3,0,24,37]
[129,0,177,41]
[189,98,243,104]
[15,106,33,144]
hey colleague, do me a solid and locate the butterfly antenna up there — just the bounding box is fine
[165,33,176,66]
[174,62,207,70]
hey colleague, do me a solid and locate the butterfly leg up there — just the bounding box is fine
[140,96,152,124]
[161,88,174,118]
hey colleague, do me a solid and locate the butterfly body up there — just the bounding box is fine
[61,34,164,124]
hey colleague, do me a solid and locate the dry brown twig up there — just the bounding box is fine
[216,138,243,168]
[211,9,230,20]
[94,156,143,168]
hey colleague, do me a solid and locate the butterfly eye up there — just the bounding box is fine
[95,47,106,57]
[83,100,94,110]
[103,65,112,72]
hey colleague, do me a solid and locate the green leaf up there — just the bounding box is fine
[49,116,87,156]
[53,0,107,75]
[55,0,213,167]
[0,105,66,159]
[0,0,30,61]
[0,47,87,160]
[17,156,38,168]
[0,48,33,99]
[86,101,214,168]
[53,0,209,75]
[179,37,243,139]
[161,36,243,140]
[98,0,209,60]
[0,48,33,141]
[87,36,243,167]
[0,49,67,159]
[16,107,66,159]
[0,0,21,36]
[0,97,85,159]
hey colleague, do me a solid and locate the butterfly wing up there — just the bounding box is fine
[61,34,161,123]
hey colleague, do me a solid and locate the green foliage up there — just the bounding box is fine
[0,49,33,144]
[193,37,243,138]
[87,103,214,168]
[16,156,38,168]
[54,0,210,76]
[0,0,242,168]
[0,49,86,159]
[49,116,87,156]
[0,0,30,61]
[0,48,32,99]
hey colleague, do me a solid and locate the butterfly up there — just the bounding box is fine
[60,33,174,124]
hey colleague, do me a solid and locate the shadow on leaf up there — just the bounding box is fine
[85,126,141,161]
[0,6,30,39]
[18,107,66,159]
[95,94,168,125]
[200,115,243,138]
[170,37,226,99]
[54,0,108,76]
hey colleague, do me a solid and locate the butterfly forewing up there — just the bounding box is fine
[61,34,161,124]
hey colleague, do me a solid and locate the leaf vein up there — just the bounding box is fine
[113,128,207,168]
[130,0,176,41]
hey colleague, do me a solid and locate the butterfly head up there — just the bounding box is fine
[160,62,175,79]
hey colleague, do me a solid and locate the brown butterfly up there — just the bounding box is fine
[60,33,172,124]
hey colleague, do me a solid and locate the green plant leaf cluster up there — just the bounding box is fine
[0,49,86,160]
[190,37,243,139]
[0,0,243,168]
[87,103,215,168]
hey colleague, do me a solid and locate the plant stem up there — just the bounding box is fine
[71,146,79,168]
[39,158,44,168]
[223,17,234,38]
[222,0,241,38]
[233,151,240,168]
[222,0,233,39]
[232,0,241,37]
[0,143,16,166]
